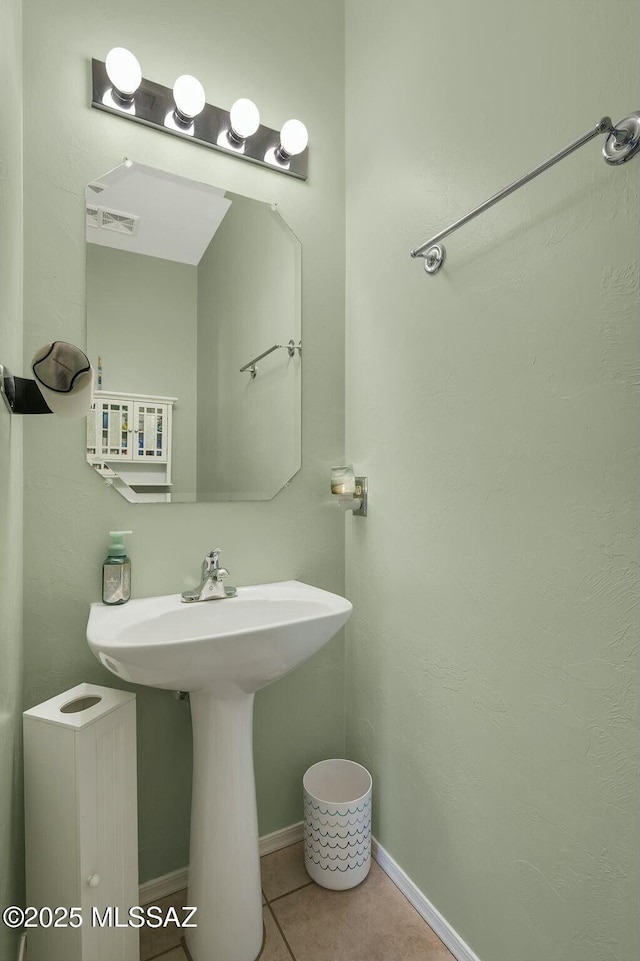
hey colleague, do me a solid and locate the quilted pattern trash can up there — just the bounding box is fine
[303,758,372,890]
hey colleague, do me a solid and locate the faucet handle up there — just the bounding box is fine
[202,549,222,574]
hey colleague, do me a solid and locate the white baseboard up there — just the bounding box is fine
[17,932,27,961]
[139,865,189,904]
[372,838,481,961]
[258,820,304,856]
[139,821,305,903]
[139,823,480,961]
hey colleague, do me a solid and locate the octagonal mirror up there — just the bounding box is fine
[85,160,301,503]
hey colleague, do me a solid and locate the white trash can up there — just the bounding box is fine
[303,758,372,890]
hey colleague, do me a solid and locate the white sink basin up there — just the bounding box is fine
[87,579,351,696]
[86,578,352,961]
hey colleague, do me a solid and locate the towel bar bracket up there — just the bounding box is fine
[603,113,640,165]
[423,244,446,275]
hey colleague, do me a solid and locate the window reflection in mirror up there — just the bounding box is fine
[85,161,301,504]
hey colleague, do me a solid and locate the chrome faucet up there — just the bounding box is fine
[181,549,237,603]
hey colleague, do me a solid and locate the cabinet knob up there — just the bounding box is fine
[87,874,100,888]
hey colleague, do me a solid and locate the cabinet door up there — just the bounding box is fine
[77,702,139,961]
[132,402,169,463]
[92,400,133,460]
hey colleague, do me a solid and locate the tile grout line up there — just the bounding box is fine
[266,879,314,905]
[266,900,298,961]
[181,933,194,961]
[142,945,187,961]
[142,844,455,960]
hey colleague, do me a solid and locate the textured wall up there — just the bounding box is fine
[345,2,639,960]
[22,0,345,883]
[0,1,24,958]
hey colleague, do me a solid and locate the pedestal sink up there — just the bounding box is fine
[86,580,352,961]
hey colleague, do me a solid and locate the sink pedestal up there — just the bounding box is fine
[185,692,263,961]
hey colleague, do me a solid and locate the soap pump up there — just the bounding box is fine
[102,530,132,605]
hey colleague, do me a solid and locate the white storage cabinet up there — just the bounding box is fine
[87,391,174,464]
[86,390,177,502]
[23,683,139,961]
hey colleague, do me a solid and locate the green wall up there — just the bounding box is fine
[86,245,198,495]
[197,194,301,499]
[195,230,220,498]
[0,2,24,959]
[21,0,345,884]
[7,4,639,959]
[344,1,639,960]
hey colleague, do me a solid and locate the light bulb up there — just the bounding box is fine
[105,47,142,100]
[229,98,260,140]
[279,119,308,158]
[173,75,206,121]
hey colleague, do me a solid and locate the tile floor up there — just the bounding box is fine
[141,841,456,961]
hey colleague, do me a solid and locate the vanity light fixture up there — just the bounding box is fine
[1,342,94,417]
[92,51,309,180]
[330,465,368,517]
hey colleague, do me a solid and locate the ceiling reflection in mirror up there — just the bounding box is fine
[85,161,301,503]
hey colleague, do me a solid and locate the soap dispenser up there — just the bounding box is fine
[102,530,132,605]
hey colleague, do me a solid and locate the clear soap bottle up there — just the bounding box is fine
[102,530,132,605]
